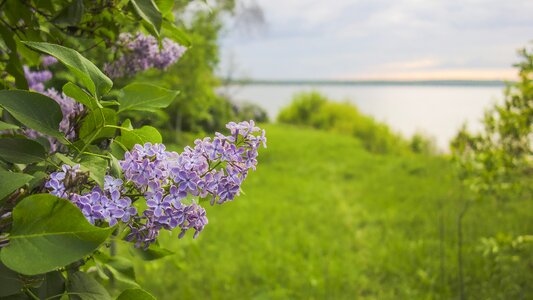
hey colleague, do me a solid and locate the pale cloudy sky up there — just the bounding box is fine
[220,0,533,80]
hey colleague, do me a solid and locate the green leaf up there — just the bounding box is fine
[130,244,174,261]
[0,138,46,164]
[161,20,191,47]
[0,120,19,131]
[79,108,118,143]
[67,271,111,300]
[116,288,156,300]
[53,0,84,26]
[108,154,122,178]
[155,0,174,16]
[79,155,108,187]
[110,141,126,160]
[63,82,102,110]
[0,171,33,202]
[0,194,115,275]
[116,126,162,150]
[22,42,112,99]
[35,271,66,299]
[27,170,48,190]
[0,262,23,297]
[118,83,178,113]
[0,90,63,139]
[130,0,163,35]
[53,152,77,167]
[95,255,139,288]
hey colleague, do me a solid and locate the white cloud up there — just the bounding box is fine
[221,0,533,79]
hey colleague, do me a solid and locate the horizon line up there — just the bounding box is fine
[225,78,509,86]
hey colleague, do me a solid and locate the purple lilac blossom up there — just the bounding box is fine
[103,32,186,79]
[120,121,266,247]
[45,167,137,226]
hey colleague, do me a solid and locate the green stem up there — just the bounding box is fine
[75,127,102,160]
[104,124,132,131]
[24,288,40,300]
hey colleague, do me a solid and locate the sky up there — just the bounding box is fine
[220,0,533,80]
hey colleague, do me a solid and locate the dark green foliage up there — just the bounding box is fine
[278,91,411,154]
[0,138,46,164]
[0,6,186,295]
[67,271,112,300]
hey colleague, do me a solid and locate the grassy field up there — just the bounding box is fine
[133,124,533,299]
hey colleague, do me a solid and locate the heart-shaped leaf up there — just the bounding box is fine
[118,83,178,113]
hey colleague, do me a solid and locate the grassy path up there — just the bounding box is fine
[135,124,532,299]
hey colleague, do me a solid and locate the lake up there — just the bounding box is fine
[223,82,505,150]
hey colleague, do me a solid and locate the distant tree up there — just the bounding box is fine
[451,47,533,200]
[450,45,533,300]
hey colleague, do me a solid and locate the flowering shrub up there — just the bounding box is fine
[44,121,266,248]
[0,32,264,300]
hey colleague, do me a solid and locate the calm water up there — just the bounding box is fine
[225,83,504,150]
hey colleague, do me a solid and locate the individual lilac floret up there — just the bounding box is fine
[104,175,123,193]
[41,55,58,67]
[104,32,186,79]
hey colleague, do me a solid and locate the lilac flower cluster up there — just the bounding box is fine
[45,165,137,226]
[104,33,187,79]
[44,121,265,249]
[23,66,52,92]
[20,59,84,149]
[120,121,266,248]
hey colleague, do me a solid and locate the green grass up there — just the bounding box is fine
[134,124,533,299]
